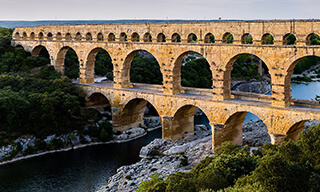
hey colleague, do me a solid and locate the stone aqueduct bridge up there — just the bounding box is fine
[11,20,320,149]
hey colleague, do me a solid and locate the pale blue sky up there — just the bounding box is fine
[0,0,319,20]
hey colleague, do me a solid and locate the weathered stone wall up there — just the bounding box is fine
[82,84,320,149]
[10,20,320,149]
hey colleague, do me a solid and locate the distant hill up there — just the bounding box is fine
[0,20,223,28]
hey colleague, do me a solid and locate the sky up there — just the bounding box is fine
[0,0,319,21]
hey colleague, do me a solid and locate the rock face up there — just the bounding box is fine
[100,128,213,192]
[231,79,271,94]
[243,120,271,147]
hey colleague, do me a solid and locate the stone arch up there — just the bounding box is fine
[285,55,320,103]
[97,33,103,41]
[38,32,44,40]
[261,33,274,45]
[168,104,211,140]
[86,92,112,107]
[86,32,92,41]
[143,33,152,42]
[219,111,269,146]
[75,32,82,41]
[172,33,181,42]
[65,33,71,41]
[157,33,166,42]
[56,32,62,40]
[31,45,50,58]
[222,32,233,43]
[306,33,320,45]
[286,119,320,141]
[47,32,53,40]
[223,53,271,99]
[30,32,35,40]
[131,32,140,42]
[283,33,296,45]
[241,33,253,44]
[85,47,113,85]
[115,98,161,131]
[14,32,20,39]
[121,49,162,88]
[108,33,115,42]
[187,33,197,43]
[22,32,27,40]
[172,50,213,93]
[55,46,80,74]
[120,32,127,42]
[204,33,215,43]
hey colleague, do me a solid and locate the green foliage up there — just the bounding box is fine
[293,56,320,74]
[138,126,320,191]
[37,65,62,80]
[94,49,113,80]
[0,27,14,38]
[265,34,274,45]
[137,173,165,192]
[231,54,264,80]
[181,57,212,88]
[0,37,50,73]
[310,33,320,45]
[245,35,253,44]
[286,33,296,45]
[64,49,79,79]
[209,34,215,43]
[0,74,87,137]
[227,34,233,44]
[296,124,320,166]
[130,53,163,84]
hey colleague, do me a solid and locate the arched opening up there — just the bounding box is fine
[173,51,212,94]
[289,56,320,101]
[125,50,162,87]
[222,32,233,44]
[86,47,113,84]
[143,33,152,42]
[216,111,270,147]
[241,33,253,44]
[22,32,27,40]
[114,98,162,134]
[187,33,197,43]
[229,53,271,96]
[14,32,20,39]
[172,33,181,43]
[56,47,79,79]
[283,33,296,45]
[131,32,140,42]
[261,33,274,45]
[108,33,115,42]
[56,32,62,40]
[38,32,44,40]
[47,32,53,40]
[120,32,127,42]
[286,120,320,141]
[204,33,215,43]
[30,32,35,40]
[86,33,92,41]
[97,33,103,41]
[306,33,320,45]
[86,93,112,120]
[75,32,81,41]
[157,33,166,42]
[30,45,51,65]
[65,33,71,41]
[169,105,210,140]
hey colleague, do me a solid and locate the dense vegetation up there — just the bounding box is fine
[0,28,110,150]
[138,124,320,192]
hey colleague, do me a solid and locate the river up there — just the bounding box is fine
[0,129,162,192]
[1,82,318,192]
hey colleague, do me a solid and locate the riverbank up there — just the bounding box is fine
[99,119,319,192]
[0,117,161,166]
